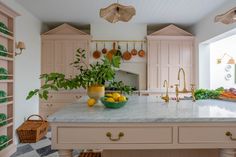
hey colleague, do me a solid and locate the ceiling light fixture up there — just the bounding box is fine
[215,7,236,24]
[100,0,136,23]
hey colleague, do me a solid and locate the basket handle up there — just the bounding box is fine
[27,114,44,121]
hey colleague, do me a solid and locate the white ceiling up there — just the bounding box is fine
[17,0,229,26]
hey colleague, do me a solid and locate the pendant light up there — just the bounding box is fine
[215,7,236,24]
[100,0,136,23]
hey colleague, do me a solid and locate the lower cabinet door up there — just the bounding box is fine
[57,126,173,144]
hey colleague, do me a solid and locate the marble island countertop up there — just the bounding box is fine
[48,96,236,123]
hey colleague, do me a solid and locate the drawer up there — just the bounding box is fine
[40,103,69,119]
[40,103,69,110]
[179,126,236,144]
[40,93,84,103]
[58,127,173,144]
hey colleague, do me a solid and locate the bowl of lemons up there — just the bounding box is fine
[100,92,128,109]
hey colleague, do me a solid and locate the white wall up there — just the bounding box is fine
[0,0,42,143]
[191,0,236,88]
[91,22,147,90]
[210,35,236,89]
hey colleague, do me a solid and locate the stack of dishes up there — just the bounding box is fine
[0,44,7,57]
[0,90,7,103]
[0,68,8,80]
[0,135,9,150]
[0,113,7,126]
[0,22,10,35]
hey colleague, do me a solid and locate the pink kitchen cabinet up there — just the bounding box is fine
[147,24,195,92]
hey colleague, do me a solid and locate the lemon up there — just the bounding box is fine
[106,97,115,102]
[105,93,113,97]
[112,92,121,101]
[87,98,96,107]
[118,95,127,102]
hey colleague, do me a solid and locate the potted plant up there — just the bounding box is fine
[26,49,132,101]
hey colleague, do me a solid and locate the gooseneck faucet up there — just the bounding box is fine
[177,68,188,92]
[175,68,196,102]
[161,80,169,102]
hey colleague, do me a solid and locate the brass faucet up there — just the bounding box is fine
[177,68,188,93]
[161,80,169,102]
[175,68,196,102]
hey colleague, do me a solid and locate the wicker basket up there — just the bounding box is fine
[17,114,48,143]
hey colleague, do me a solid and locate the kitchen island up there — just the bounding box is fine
[48,96,236,157]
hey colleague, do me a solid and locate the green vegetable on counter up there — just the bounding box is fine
[194,87,224,100]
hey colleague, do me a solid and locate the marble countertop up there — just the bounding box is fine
[48,96,236,123]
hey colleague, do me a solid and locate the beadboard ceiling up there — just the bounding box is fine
[17,0,229,26]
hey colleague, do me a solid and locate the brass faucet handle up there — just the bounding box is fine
[174,84,179,87]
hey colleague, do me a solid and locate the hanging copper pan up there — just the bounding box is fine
[122,43,132,60]
[138,42,145,57]
[93,43,101,59]
[107,42,116,61]
[102,42,107,54]
[131,42,137,56]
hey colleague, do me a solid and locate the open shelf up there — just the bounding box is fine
[0,80,13,83]
[0,56,13,61]
[0,101,13,106]
[0,122,13,130]
[0,143,16,157]
[0,27,14,35]
[0,32,14,40]
[0,3,19,156]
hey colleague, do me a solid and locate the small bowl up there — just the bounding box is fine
[100,97,128,109]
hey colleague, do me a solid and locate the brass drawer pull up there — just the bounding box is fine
[106,132,124,141]
[75,95,81,99]
[225,131,236,141]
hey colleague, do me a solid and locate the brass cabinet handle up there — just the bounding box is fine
[225,131,236,141]
[75,95,81,99]
[106,132,124,141]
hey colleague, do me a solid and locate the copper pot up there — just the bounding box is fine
[131,42,137,56]
[107,42,116,61]
[102,42,107,54]
[138,42,145,57]
[93,43,101,59]
[122,43,132,60]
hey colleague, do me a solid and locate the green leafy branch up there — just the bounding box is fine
[27,48,132,100]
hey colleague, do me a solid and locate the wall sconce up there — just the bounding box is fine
[15,41,26,56]
[217,53,236,64]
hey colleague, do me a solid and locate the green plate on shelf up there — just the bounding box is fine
[0,22,10,35]
[100,97,128,109]
[0,90,7,103]
[0,113,7,126]
[0,135,9,150]
[0,67,8,80]
[0,44,7,57]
